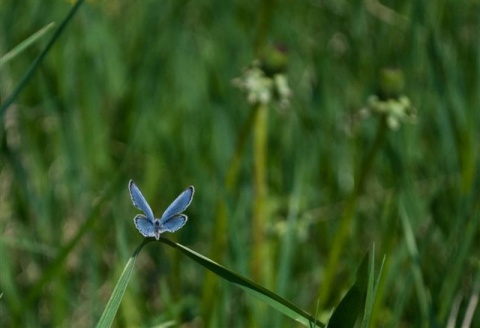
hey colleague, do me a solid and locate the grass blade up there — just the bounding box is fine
[361,245,376,327]
[399,200,431,326]
[0,0,84,119]
[96,239,152,328]
[160,238,325,327]
[0,22,55,67]
[328,252,369,328]
[362,246,386,328]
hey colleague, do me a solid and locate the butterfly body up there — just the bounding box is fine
[129,180,194,240]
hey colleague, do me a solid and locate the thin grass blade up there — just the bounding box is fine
[96,239,152,328]
[160,238,325,327]
[0,22,55,66]
[0,0,84,119]
[361,246,378,328]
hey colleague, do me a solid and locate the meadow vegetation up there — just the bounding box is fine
[0,0,479,326]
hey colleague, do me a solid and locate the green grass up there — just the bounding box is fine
[1,0,479,326]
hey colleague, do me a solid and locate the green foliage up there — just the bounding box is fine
[1,0,479,327]
[0,22,55,67]
[328,253,368,328]
[0,0,84,118]
[98,237,324,327]
[160,238,324,327]
[97,239,151,328]
[327,248,385,328]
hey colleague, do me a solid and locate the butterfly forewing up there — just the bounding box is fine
[160,186,194,223]
[129,180,155,221]
[133,214,156,238]
[160,214,188,233]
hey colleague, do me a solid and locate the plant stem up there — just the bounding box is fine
[252,103,268,281]
[317,116,388,309]
[226,107,258,191]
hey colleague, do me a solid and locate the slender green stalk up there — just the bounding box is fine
[225,107,258,191]
[254,0,273,53]
[250,0,273,285]
[317,116,388,308]
[251,103,268,281]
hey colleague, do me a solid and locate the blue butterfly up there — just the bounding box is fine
[129,180,194,240]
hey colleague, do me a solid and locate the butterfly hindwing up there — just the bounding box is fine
[160,214,188,233]
[129,180,155,221]
[133,214,156,238]
[160,186,194,223]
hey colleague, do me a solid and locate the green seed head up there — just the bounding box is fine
[260,44,288,77]
[378,68,405,100]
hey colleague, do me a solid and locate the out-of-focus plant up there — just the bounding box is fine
[364,68,416,130]
[317,67,417,310]
[231,44,292,284]
[232,44,291,109]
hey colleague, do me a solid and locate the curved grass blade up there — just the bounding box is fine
[160,238,325,327]
[0,0,84,119]
[0,22,56,67]
[96,239,153,328]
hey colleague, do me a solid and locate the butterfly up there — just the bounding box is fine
[129,180,194,240]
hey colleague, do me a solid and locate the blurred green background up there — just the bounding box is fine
[1,0,479,327]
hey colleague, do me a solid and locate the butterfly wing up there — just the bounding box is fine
[160,186,194,223]
[133,214,156,238]
[159,214,188,233]
[129,180,155,221]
